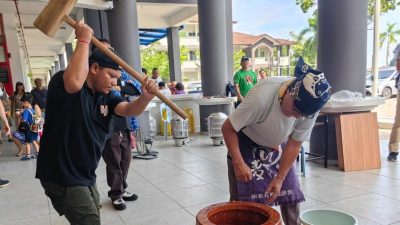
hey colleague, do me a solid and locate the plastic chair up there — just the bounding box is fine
[160,103,172,140]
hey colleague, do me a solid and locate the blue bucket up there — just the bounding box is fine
[300,209,358,225]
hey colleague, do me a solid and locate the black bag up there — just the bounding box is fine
[225,81,237,97]
[18,121,30,133]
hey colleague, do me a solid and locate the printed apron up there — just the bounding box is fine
[236,131,305,206]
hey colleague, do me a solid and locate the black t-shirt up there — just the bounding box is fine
[31,88,48,110]
[108,80,141,133]
[35,71,125,186]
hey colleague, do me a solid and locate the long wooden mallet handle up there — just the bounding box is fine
[64,15,188,119]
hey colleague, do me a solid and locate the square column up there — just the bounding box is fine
[167,27,182,82]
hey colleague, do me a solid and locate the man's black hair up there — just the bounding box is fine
[21,92,33,104]
[91,38,111,52]
[158,81,166,87]
[175,82,184,91]
[142,68,147,75]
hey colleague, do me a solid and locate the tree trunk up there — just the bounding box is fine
[386,39,390,67]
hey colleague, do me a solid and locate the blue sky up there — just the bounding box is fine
[232,0,400,68]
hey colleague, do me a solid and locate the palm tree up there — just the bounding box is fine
[380,23,400,67]
[298,11,318,66]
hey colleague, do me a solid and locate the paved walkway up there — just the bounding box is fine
[0,133,399,225]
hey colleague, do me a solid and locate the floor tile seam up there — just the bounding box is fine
[302,195,325,204]
[322,191,374,203]
[157,183,211,193]
[182,167,227,179]
[371,174,400,181]
[308,191,373,204]
[132,171,205,196]
[1,211,52,225]
[120,207,184,222]
[139,171,202,184]
[124,173,164,195]
[112,209,127,225]
[134,171,192,181]
[160,183,216,198]
[323,174,400,188]
[161,186,230,210]
[189,173,225,184]
[208,182,229,193]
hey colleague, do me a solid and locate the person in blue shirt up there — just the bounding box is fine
[12,93,39,160]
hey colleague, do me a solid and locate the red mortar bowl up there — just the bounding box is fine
[196,201,282,225]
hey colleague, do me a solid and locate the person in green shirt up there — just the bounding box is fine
[234,56,257,107]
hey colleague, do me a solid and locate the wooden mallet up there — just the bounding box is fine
[34,0,188,119]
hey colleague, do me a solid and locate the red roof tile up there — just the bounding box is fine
[233,32,294,46]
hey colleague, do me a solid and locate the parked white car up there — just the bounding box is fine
[366,67,398,98]
[186,82,202,93]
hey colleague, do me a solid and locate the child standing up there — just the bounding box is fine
[12,93,39,160]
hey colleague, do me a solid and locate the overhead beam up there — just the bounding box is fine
[137,0,196,4]
[17,0,113,10]
[167,6,197,26]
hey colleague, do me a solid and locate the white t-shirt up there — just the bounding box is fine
[159,88,171,96]
[152,77,163,85]
[229,77,318,147]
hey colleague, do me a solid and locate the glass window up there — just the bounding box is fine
[188,32,196,37]
[189,51,197,60]
[378,70,395,79]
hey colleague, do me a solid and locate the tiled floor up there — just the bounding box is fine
[0,131,400,225]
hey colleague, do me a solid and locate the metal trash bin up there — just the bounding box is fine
[171,116,189,147]
[207,112,228,146]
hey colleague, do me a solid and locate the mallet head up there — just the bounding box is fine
[34,0,77,37]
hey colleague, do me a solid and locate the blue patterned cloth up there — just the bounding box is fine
[288,57,331,116]
[112,69,142,131]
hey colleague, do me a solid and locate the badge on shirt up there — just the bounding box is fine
[100,105,108,117]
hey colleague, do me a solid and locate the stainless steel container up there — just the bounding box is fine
[207,112,228,146]
[171,116,189,147]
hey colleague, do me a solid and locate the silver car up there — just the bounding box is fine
[366,67,398,98]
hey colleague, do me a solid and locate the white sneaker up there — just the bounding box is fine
[112,198,126,210]
[122,191,138,201]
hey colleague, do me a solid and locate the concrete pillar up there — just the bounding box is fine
[107,0,141,72]
[277,46,282,76]
[198,0,230,131]
[84,9,109,40]
[317,0,367,94]
[51,66,55,76]
[65,43,73,62]
[225,0,234,83]
[48,70,51,82]
[287,45,290,74]
[198,0,228,97]
[167,27,182,82]
[2,13,27,87]
[251,48,256,72]
[59,53,66,70]
[311,0,368,161]
[107,0,147,135]
[54,61,60,72]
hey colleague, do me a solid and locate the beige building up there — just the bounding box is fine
[158,23,295,83]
